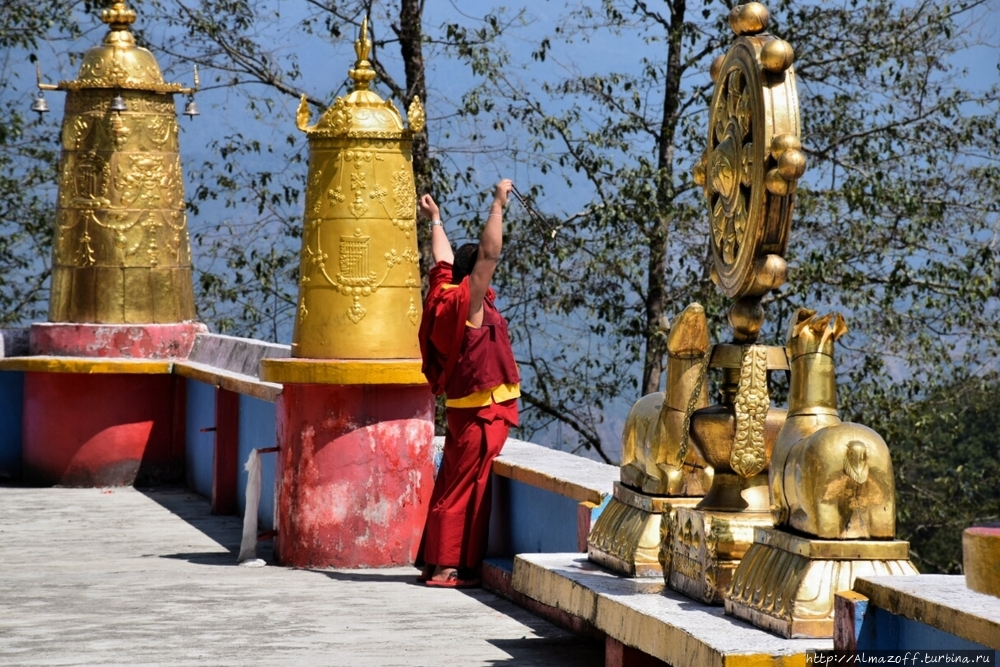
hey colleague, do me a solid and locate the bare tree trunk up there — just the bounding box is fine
[397,0,434,291]
[641,0,685,396]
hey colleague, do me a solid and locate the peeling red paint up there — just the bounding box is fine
[274,383,435,568]
[30,322,208,359]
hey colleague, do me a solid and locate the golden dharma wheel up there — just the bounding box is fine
[48,1,196,323]
[292,18,425,359]
[703,9,804,301]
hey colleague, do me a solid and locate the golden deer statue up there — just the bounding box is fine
[770,308,895,539]
[620,303,714,496]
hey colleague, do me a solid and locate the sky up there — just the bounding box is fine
[9,0,1000,460]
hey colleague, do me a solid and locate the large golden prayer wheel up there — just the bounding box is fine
[47,1,196,323]
[292,18,426,359]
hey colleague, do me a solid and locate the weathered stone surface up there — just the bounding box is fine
[854,575,1000,650]
[0,485,603,667]
[493,438,618,505]
[187,332,290,378]
[513,552,830,667]
[173,359,282,402]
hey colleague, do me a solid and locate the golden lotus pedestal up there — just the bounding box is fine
[725,528,917,638]
[587,482,700,577]
[667,506,772,604]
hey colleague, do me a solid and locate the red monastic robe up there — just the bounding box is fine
[417,261,520,568]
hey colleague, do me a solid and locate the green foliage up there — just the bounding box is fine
[0,0,86,325]
[770,2,1000,573]
[886,374,1000,574]
[1,0,997,568]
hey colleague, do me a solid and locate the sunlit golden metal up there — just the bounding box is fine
[47,0,195,323]
[663,3,804,606]
[292,18,424,359]
[729,3,770,36]
[686,348,787,513]
[760,39,794,73]
[667,506,772,604]
[620,303,714,497]
[725,527,917,638]
[703,21,802,307]
[587,482,700,577]
[770,309,896,539]
[595,305,713,577]
[964,525,1000,597]
[726,309,912,638]
[675,3,913,627]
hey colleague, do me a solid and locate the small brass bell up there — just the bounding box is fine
[183,96,200,119]
[30,92,50,116]
[110,94,128,113]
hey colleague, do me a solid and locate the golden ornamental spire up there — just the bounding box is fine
[45,0,197,323]
[349,16,376,91]
[295,17,424,139]
[100,1,137,29]
[288,17,424,359]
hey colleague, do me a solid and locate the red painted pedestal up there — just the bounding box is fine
[17,321,198,487]
[274,383,435,568]
[31,321,206,359]
[22,371,184,487]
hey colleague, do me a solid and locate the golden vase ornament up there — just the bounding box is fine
[292,18,425,359]
[48,1,196,323]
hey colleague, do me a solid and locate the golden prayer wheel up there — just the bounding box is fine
[45,1,197,323]
[292,18,426,359]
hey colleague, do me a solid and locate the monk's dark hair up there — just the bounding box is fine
[452,243,479,284]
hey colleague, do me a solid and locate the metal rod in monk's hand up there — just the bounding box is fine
[511,184,558,239]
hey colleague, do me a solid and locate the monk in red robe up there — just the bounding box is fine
[415,179,520,588]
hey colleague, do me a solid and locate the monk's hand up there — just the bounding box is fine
[418,193,440,221]
[493,179,513,207]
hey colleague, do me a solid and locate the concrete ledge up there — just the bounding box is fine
[512,553,830,667]
[483,557,603,640]
[187,333,289,377]
[173,361,282,402]
[493,439,618,506]
[0,356,173,374]
[853,575,1000,650]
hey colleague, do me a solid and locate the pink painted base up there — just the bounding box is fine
[31,322,207,359]
[275,383,435,568]
[22,372,184,487]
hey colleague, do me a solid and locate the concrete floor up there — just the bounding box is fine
[0,485,603,667]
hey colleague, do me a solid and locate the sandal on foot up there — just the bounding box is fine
[425,570,481,589]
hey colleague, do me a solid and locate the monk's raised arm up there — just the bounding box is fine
[419,193,453,265]
[467,179,511,327]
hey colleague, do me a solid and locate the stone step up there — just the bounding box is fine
[512,552,831,667]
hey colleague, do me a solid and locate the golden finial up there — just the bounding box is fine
[407,95,426,133]
[101,1,137,29]
[729,3,769,36]
[296,94,311,131]
[45,0,196,324]
[349,17,376,90]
